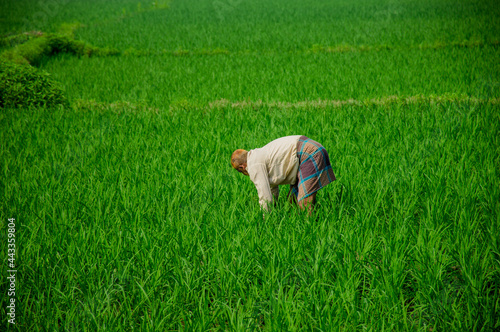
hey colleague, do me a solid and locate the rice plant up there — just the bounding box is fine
[1,0,499,330]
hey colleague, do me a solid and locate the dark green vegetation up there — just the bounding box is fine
[0,25,117,108]
[0,59,67,108]
[1,0,499,330]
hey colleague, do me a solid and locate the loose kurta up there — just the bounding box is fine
[246,135,302,210]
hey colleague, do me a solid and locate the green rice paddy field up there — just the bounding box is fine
[1,0,500,330]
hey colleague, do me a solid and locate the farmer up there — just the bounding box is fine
[231,135,336,214]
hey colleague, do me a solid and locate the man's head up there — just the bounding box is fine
[231,149,249,176]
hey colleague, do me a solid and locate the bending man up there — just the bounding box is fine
[231,135,336,214]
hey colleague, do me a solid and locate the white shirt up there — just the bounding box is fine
[247,135,302,210]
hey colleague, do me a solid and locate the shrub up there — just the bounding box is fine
[0,59,68,108]
[0,33,120,66]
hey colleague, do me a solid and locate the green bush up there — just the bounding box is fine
[1,33,120,66]
[0,30,120,109]
[0,33,31,49]
[0,59,68,108]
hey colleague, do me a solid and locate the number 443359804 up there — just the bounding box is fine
[8,220,16,268]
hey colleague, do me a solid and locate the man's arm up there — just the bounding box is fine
[249,163,274,211]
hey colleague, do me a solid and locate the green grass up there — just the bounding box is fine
[34,0,500,107]
[1,102,499,330]
[4,0,498,50]
[1,0,499,330]
[40,46,500,107]
[3,0,499,106]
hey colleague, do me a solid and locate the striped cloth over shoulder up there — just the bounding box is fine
[291,136,336,202]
